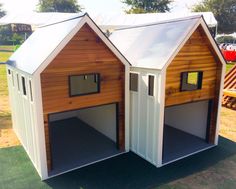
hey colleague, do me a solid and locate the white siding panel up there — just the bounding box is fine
[6,66,42,177]
[130,68,162,167]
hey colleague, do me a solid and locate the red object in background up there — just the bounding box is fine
[222,50,236,61]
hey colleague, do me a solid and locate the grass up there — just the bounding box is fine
[0,64,8,96]
[0,45,15,52]
[0,51,12,63]
[226,63,235,73]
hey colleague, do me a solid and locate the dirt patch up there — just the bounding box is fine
[0,95,20,148]
[220,107,236,142]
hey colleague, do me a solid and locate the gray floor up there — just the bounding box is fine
[162,125,213,164]
[49,117,121,176]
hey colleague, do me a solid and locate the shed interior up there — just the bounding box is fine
[162,100,214,164]
[48,103,122,176]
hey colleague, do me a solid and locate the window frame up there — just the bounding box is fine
[21,76,27,96]
[29,80,33,102]
[130,72,139,92]
[68,73,100,97]
[148,75,155,96]
[16,73,20,92]
[180,71,203,92]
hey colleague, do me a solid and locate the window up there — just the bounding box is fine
[181,71,203,91]
[16,74,20,91]
[21,76,27,96]
[69,73,100,96]
[12,73,14,87]
[8,69,11,75]
[29,80,33,102]
[148,75,154,96]
[130,73,138,92]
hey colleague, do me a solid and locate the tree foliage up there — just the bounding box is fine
[0,3,6,18]
[192,0,236,34]
[122,0,172,14]
[38,0,82,13]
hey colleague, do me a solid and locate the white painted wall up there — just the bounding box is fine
[76,104,117,142]
[6,66,42,177]
[49,104,117,142]
[130,67,162,167]
[165,100,209,139]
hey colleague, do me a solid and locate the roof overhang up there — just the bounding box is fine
[162,16,226,72]
[35,13,130,76]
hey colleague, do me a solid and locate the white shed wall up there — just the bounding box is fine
[130,67,163,167]
[48,104,117,142]
[165,100,209,139]
[6,66,42,178]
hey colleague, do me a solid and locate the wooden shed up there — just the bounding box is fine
[6,13,130,179]
[110,15,225,167]
[7,14,225,180]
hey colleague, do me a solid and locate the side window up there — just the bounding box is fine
[12,72,14,87]
[148,75,154,96]
[181,71,203,91]
[130,73,138,92]
[21,76,27,96]
[16,74,20,91]
[8,69,11,75]
[69,73,100,96]
[29,80,33,102]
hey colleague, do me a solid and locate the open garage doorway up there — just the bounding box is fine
[162,100,215,164]
[48,103,123,176]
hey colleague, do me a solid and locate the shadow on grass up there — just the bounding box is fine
[44,136,236,189]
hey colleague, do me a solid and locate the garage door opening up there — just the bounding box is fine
[48,103,123,176]
[162,100,214,164]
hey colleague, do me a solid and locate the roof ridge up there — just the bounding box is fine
[113,15,202,31]
[38,12,87,28]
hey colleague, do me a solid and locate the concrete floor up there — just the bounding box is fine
[49,117,122,176]
[162,125,213,164]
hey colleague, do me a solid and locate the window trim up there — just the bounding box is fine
[180,71,203,92]
[68,73,100,97]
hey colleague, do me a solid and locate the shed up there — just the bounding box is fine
[109,15,225,166]
[6,13,130,179]
[6,14,225,180]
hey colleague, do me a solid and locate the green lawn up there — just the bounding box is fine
[0,64,8,96]
[0,51,12,63]
[0,137,236,189]
[0,45,15,52]
[226,63,235,73]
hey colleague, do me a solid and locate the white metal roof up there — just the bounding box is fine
[7,14,84,74]
[109,16,200,70]
[92,12,217,31]
[7,13,131,75]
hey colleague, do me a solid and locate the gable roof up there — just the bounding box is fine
[93,12,217,31]
[7,13,130,75]
[109,16,225,70]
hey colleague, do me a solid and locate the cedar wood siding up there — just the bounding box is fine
[40,24,125,171]
[165,26,222,143]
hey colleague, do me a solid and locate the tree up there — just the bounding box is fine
[0,3,6,18]
[122,0,172,14]
[192,0,236,34]
[38,0,82,13]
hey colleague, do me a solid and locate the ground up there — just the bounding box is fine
[0,50,236,188]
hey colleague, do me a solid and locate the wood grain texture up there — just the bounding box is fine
[165,26,223,144]
[40,24,125,171]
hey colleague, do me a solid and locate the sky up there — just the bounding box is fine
[0,0,202,14]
